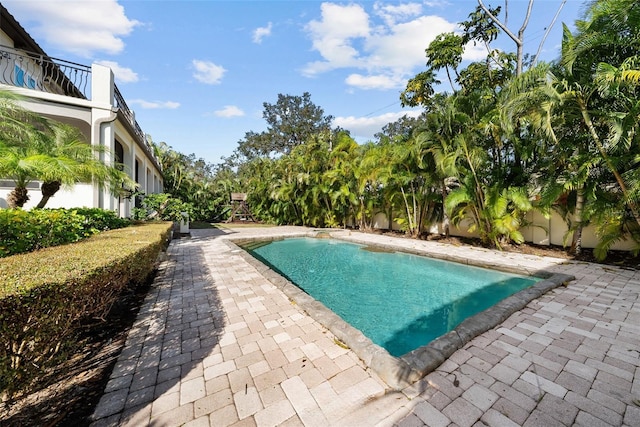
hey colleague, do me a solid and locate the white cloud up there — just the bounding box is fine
[463,41,490,61]
[129,99,180,109]
[303,3,371,75]
[95,60,138,83]
[253,22,273,44]
[345,73,400,90]
[214,105,245,118]
[192,60,226,85]
[303,2,481,91]
[335,109,422,141]
[424,1,450,8]
[365,15,456,72]
[373,2,422,26]
[3,0,139,57]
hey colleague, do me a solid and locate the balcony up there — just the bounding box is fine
[0,43,89,99]
[114,85,145,143]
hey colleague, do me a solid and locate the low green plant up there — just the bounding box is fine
[0,208,129,257]
[0,209,80,256]
[72,207,130,231]
[132,192,194,222]
[0,208,130,258]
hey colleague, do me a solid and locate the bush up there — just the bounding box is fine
[72,207,130,231]
[0,208,129,258]
[0,221,172,401]
[132,193,194,222]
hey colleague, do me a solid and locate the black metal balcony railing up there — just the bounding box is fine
[0,44,89,99]
[114,86,159,163]
[114,85,144,141]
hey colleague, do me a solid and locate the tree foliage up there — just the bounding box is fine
[233,92,334,160]
[150,140,233,221]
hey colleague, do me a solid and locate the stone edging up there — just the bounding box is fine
[223,232,575,390]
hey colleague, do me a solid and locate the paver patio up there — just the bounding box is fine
[91,225,640,427]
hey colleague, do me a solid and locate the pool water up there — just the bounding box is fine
[248,237,539,357]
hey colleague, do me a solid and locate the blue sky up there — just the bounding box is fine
[4,0,586,165]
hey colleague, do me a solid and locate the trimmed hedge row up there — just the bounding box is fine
[0,208,130,258]
[0,221,172,400]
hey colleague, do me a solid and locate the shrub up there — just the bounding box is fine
[0,221,172,400]
[0,208,129,257]
[132,193,194,222]
[72,207,130,231]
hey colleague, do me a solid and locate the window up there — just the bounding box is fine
[114,141,124,171]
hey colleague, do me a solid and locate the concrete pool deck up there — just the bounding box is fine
[91,226,640,427]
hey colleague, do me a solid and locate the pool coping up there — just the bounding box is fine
[225,231,575,390]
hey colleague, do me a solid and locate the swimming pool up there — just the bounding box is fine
[231,232,573,388]
[246,237,539,356]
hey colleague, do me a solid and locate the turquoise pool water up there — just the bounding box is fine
[247,237,539,357]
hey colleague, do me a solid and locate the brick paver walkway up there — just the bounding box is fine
[91,226,640,427]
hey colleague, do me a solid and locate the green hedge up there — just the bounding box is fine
[0,221,172,400]
[0,208,130,258]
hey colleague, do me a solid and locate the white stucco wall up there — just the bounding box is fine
[367,210,636,251]
[0,183,95,210]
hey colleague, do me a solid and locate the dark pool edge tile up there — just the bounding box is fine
[223,234,575,390]
[403,271,575,381]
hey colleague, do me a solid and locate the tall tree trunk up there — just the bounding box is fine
[442,179,450,237]
[445,67,455,92]
[461,141,490,234]
[36,181,61,209]
[478,0,533,76]
[570,186,585,255]
[7,186,29,208]
[400,186,415,236]
[411,182,419,237]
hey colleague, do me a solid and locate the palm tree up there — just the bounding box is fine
[323,132,359,227]
[502,62,586,253]
[414,95,468,237]
[559,0,640,256]
[500,0,640,257]
[356,141,392,231]
[34,123,136,208]
[0,90,52,207]
[0,90,134,208]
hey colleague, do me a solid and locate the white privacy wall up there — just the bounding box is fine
[371,210,635,251]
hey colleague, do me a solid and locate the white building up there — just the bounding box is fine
[0,4,163,217]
